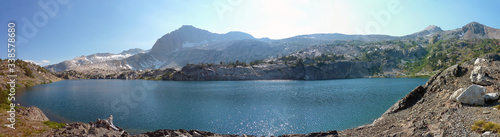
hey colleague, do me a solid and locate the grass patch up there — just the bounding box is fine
[0,90,11,105]
[15,105,26,110]
[43,121,65,129]
[472,120,500,133]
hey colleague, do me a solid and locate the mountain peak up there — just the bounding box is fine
[120,48,146,55]
[460,21,500,40]
[462,22,486,31]
[466,21,482,26]
[175,25,206,33]
[403,25,442,38]
[424,25,442,31]
[461,22,487,38]
[179,25,196,29]
[423,25,443,34]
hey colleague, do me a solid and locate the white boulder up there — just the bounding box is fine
[449,88,464,101]
[470,66,493,86]
[485,92,500,102]
[457,85,486,105]
[474,58,486,65]
[483,131,492,136]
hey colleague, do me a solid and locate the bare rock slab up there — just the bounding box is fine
[457,84,486,105]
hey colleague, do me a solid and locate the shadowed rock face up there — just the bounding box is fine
[384,85,426,115]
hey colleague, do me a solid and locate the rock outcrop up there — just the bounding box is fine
[470,66,493,86]
[48,122,127,137]
[17,106,49,122]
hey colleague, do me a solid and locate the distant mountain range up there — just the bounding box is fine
[45,22,500,72]
[46,48,146,72]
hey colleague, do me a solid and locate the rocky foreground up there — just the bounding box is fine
[340,54,500,136]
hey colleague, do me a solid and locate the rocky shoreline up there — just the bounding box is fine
[54,60,382,81]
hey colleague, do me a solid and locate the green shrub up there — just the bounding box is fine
[0,90,9,105]
[475,120,486,126]
[471,125,482,132]
[472,120,500,133]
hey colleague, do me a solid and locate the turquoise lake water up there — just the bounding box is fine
[17,78,428,136]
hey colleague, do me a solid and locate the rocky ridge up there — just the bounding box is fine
[340,54,500,136]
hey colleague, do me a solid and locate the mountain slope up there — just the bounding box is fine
[45,48,146,72]
[403,25,443,39]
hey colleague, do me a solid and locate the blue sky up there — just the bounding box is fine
[1,0,499,66]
